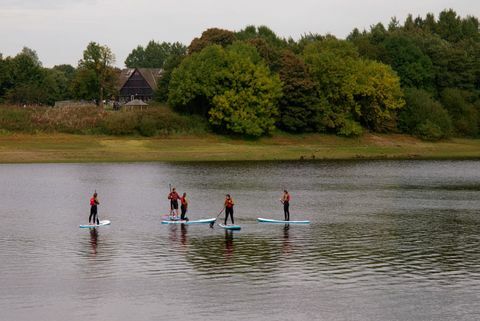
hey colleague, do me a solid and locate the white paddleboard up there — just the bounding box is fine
[79,220,111,228]
[258,218,310,224]
[219,223,241,230]
[161,218,216,225]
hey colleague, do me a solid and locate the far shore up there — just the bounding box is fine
[0,133,479,163]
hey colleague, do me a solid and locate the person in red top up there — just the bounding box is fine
[89,192,100,225]
[224,194,235,225]
[281,190,290,221]
[180,192,189,221]
[168,187,180,218]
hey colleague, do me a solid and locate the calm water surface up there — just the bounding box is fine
[0,160,479,321]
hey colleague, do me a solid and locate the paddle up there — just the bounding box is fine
[210,208,225,228]
[168,184,172,217]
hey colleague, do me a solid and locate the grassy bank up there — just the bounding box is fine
[0,132,479,163]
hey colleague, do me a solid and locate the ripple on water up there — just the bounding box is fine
[1,161,480,321]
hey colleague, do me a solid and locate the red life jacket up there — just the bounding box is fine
[181,196,188,206]
[169,192,179,201]
[90,197,96,206]
[225,198,234,208]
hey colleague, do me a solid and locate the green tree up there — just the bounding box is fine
[9,47,43,86]
[4,47,46,104]
[236,25,287,48]
[440,88,479,136]
[398,88,452,140]
[303,38,404,134]
[188,28,237,54]
[0,54,10,102]
[169,43,282,136]
[76,42,117,107]
[277,50,321,132]
[42,68,70,105]
[303,38,361,133]
[70,68,99,101]
[353,59,405,131]
[380,33,434,89]
[436,9,463,42]
[125,41,186,68]
[168,45,227,115]
[52,64,76,99]
[155,53,186,102]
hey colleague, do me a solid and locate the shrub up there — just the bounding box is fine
[440,88,478,137]
[31,106,106,133]
[139,106,208,135]
[0,106,32,131]
[103,112,139,135]
[398,88,452,140]
[0,104,208,136]
[138,116,157,136]
[337,118,363,137]
[416,120,444,141]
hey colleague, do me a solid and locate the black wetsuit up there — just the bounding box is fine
[283,201,290,221]
[180,198,187,220]
[225,206,234,225]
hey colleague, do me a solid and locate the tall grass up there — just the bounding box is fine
[0,104,208,136]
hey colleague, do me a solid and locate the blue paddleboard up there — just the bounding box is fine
[161,218,216,225]
[257,218,310,224]
[219,223,241,230]
[79,220,111,228]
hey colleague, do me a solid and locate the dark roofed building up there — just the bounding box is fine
[118,68,162,102]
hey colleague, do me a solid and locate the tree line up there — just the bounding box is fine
[0,9,479,139]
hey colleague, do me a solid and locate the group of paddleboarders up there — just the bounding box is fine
[166,188,290,225]
[87,189,291,225]
[168,187,188,220]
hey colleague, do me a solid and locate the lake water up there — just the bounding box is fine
[1,160,479,321]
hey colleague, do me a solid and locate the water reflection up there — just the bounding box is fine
[224,230,234,261]
[282,224,292,255]
[186,232,282,275]
[89,228,98,256]
[181,224,187,247]
[167,224,189,251]
[1,161,480,321]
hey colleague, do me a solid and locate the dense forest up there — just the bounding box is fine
[0,9,479,139]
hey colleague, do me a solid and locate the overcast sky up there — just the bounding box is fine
[0,0,478,67]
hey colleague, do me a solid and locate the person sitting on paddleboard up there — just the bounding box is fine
[281,190,290,221]
[168,187,180,218]
[224,194,235,225]
[89,192,100,225]
[180,192,189,221]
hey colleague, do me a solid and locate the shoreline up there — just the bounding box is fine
[0,133,479,163]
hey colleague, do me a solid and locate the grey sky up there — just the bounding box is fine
[0,0,478,67]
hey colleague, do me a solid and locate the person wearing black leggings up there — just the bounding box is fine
[89,192,100,225]
[224,194,235,225]
[281,190,290,221]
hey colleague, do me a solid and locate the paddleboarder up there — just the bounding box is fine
[168,187,180,219]
[180,192,189,221]
[281,190,290,221]
[89,192,100,225]
[224,194,235,225]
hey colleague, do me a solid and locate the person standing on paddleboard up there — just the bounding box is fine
[168,187,180,219]
[224,194,235,225]
[89,192,100,225]
[180,192,188,221]
[281,190,290,221]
